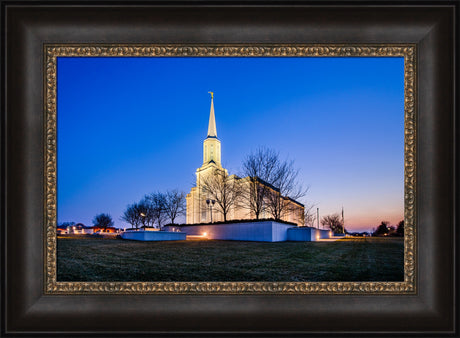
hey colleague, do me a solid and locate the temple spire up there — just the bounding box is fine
[207,91,217,138]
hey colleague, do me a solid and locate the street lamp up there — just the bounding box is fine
[206,199,216,223]
[140,212,146,230]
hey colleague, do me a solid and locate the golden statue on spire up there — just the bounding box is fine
[208,91,214,99]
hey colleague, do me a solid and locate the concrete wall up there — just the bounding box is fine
[318,228,332,239]
[121,230,186,241]
[287,227,332,241]
[287,227,313,241]
[165,221,293,242]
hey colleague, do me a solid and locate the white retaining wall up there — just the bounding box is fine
[121,230,186,241]
[287,227,332,241]
[166,221,294,242]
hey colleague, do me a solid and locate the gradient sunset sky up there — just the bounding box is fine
[57,56,404,232]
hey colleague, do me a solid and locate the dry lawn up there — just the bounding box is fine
[57,236,404,282]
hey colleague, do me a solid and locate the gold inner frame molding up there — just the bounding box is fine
[44,44,416,294]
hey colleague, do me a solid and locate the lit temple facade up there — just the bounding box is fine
[186,93,304,226]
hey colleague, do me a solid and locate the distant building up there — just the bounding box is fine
[56,223,119,235]
[56,226,68,235]
[92,226,118,234]
[186,93,304,226]
[61,223,94,235]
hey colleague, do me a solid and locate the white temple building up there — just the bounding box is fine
[186,93,304,226]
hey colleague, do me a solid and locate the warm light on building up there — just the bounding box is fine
[203,232,207,237]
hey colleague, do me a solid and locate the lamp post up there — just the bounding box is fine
[206,199,216,223]
[140,212,146,230]
[317,208,319,229]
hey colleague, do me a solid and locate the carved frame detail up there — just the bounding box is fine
[44,44,416,294]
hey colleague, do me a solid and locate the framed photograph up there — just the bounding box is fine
[2,1,456,336]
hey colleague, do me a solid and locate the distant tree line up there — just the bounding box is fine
[309,214,404,237]
[373,220,404,237]
[58,221,76,228]
[58,214,116,231]
[121,190,186,229]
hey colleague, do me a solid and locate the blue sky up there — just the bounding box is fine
[57,56,404,232]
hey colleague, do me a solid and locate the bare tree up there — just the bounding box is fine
[131,199,156,229]
[163,190,186,224]
[241,147,307,221]
[264,157,307,221]
[200,168,242,222]
[303,203,317,227]
[321,213,345,234]
[92,213,114,230]
[240,147,281,219]
[145,192,168,229]
[121,203,143,229]
[120,201,154,229]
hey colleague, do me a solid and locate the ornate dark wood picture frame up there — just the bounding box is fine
[45,44,415,295]
[2,1,456,336]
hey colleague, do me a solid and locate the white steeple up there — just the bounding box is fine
[207,91,217,138]
[202,92,221,166]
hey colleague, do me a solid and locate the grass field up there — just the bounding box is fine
[57,236,404,282]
